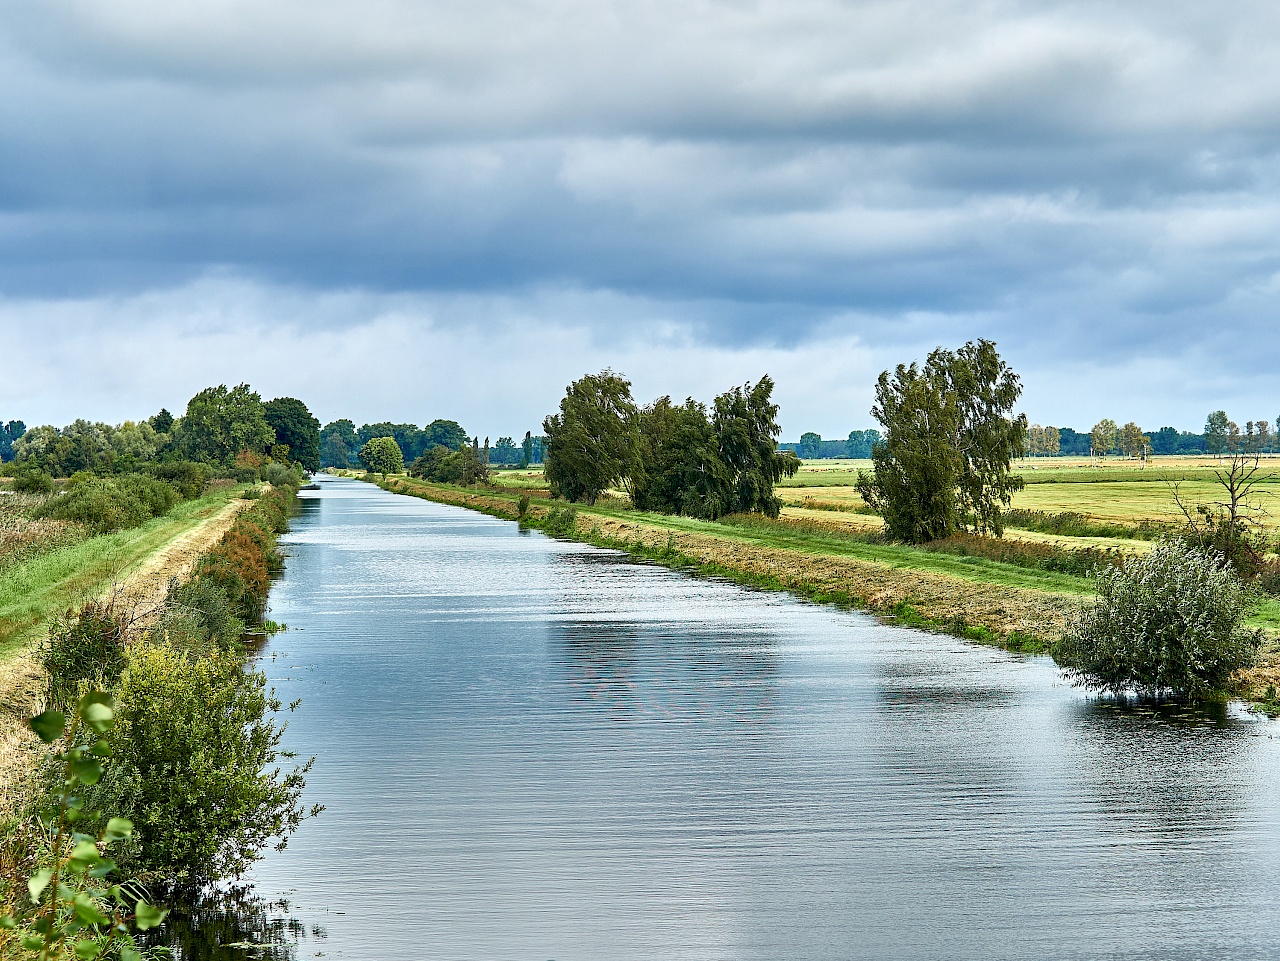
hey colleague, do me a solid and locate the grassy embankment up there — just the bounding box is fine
[0,484,246,661]
[361,458,1280,698]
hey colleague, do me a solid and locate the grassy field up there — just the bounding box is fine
[0,485,245,659]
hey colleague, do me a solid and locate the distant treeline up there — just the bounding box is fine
[779,430,882,459]
[317,419,548,469]
[784,414,1280,459]
[1,384,322,480]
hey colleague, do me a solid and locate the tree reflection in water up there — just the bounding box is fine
[151,886,325,960]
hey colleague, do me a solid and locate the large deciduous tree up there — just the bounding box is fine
[264,397,322,472]
[856,340,1026,542]
[1118,421,1146,459]
[1090,418,1117,458]
[176,384,275,467]
[631,396,729,517]
[543,370,638,505]
[1204,410,1230,455]
[359,436,404,475]
[320,419,357,469]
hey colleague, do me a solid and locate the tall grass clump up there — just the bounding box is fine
[1052,538,1261,699]
[41,597,131,711]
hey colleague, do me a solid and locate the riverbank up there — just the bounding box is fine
[353,472,1280,706]
[0,484,253,814]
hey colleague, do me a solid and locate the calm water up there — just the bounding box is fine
[223,475,1280,959]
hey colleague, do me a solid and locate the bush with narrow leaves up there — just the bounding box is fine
[1052,538,1260,699]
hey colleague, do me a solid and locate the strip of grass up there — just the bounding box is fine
[0,486,244,659]
[382,473,1092,595]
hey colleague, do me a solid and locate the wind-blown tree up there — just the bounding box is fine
[631,396,730,517]
[175,384,275,467]
[710,376,799,517]
[856,340,1026,542]
[264,397,322,472]
[799,432,822,459]
[543,370,639,505]
[359,436,404,475]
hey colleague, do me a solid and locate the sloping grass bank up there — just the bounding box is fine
[0,485,246,660]
[360,473,1090,654]
[359,474,1280,706]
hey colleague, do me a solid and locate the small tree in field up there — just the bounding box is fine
[359,436,404,475]
[855,339,1026,542]
[1052,539,1259,699]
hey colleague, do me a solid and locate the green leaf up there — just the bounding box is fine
[103,817,133,842]
[20,933,43,951]
[68,839,103,867]
[68,757,105,786]
[73,892,110,927]
[0,914,16,929]
[74,938,103,959]
[27,867,53,903]
[119,947,142,961]
[134,900,166,931]
[88,859,117,879]
[29,709,66,743]
[78,692,114,734]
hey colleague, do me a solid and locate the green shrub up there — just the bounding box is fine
[41,600,129,711]
[517,494,531,519]
[260,462,301,488]
[12,468,53,494]
[84,642,319,887]
[156,578,245,652]
[116,473,180,517]
[147,460,212,499]
[229,466,259,484]
[32,474,178,534]
[1052,538,1260,699]
[541,506,578,537]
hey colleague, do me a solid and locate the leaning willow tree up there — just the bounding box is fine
[855,339,1027,543]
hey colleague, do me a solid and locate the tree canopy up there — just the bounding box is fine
[359,436,404,475]
[547,371,797,517]
[175,384,275,467]
[320,419,357,469]
[264,397,321,472]
[543,370,638,505]
[856,340,1026,542]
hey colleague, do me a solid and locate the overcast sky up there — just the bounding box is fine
[2,0,1278,439]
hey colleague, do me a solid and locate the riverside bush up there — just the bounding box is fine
[156,578,245,652]
[83,643,319,887]
[1052,538,1260,699]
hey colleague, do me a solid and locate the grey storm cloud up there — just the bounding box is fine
[0,0,1278,431]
